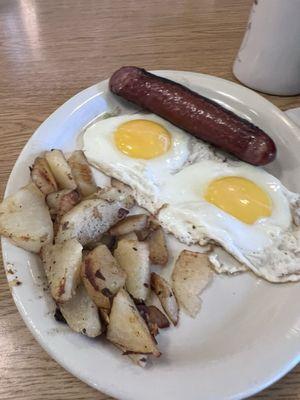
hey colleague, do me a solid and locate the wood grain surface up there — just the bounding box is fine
[0,1,300,399]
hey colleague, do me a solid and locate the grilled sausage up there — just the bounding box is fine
[109,66,276,166]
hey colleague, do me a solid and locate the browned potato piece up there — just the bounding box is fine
[55,196,131,246]
[60,284,102,337]
[114,239,150,301]
[109,214,148,236]
[68,150,97,197]
[137,304,170,336]
[45,149,76,190]
[81,244,126,310]
[117,232,138,242]
[135,216,160,241]
[99,308,110,324]
[41,238,82,303]
[30,157,58,195]
[151,272,179,325]
[172,251,213,318]
[98,186,135,209]
[106,289,160,357]
[135,228,150,241]
[46,189,80,217]
[148,227,169,266]
[0,183,53,253]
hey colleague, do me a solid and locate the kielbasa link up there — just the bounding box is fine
[109,66,276,166]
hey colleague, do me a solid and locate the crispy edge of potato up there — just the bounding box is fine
[45,149,77,190]
[68,150,97,197]
[151,272,179,325]
[114,239,150,302]
[172,250,213,318]
[148,227,169,266]
[81,244,126,310]
[30,156,58,195]
[106,288,160,357]
[115,345,148,367]
[117,231,138,242]
[137,304,170,336]
[46,189,80,216]
[109,214,148,236]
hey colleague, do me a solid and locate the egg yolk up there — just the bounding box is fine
[114,119,171,159]
[204,176,272,224]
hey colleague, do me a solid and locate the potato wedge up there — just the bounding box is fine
[137,304,170,336]
[46,189,80,217]
[98,186,135,209]
[45,149,76,190]
[151,272,179,325]
[0,183,53,253]
[172,251,213,318]
[114,239,150,301]
[68,150,97,197]
[30,156,58,195]
[135,216,160,241]
[117,231,138,242]
[55,197,131,246]
[109,214,148,236]
[106,289,160,357]
[99,308,110,324]
[81,244,126,310]
[41,238,82,303]
[148,227,169,266]
[135,228,150,241]
[60,284,102,337]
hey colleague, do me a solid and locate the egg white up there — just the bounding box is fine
[158,159,300,282]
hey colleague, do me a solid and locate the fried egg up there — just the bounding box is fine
[83,113,221,213]
[83,113,300,282]
[158,159,300,282]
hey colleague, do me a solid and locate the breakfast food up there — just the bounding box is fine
[151,272,179,325]
[158,160,300,282]
[106,289,160,357]
[83,113,196,212]
[2,148,198,365]
[172,251,213,318]
[109,66,276,166]
[0,183,53,253]
[81,244,126,311]
[148,227,169,265]
[83,108,300,283]
[59,283,102,338]
[2,70,300,369]
[30,157,58,195]
[68,150,97,197]
[114,238,150,302]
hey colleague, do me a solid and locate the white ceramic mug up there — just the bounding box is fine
[233,0,300,96]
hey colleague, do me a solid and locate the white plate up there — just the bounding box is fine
[3,71,300,400]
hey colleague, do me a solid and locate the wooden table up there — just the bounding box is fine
[1,1,300,399]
